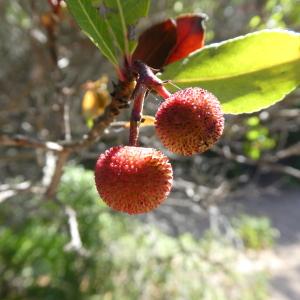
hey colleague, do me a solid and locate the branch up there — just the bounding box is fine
[63,205,89,256]
[0,181,44,203]
[0,134,63,152]
[1,78,136,198]
[260,162,300,179]
[213,146,300,179]
[64,78,136,151]
[272,142,300,161]
[1,76,136,153]
[45,150,70,198]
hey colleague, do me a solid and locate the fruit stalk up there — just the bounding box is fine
[129,83,147,146]
[132,60,171,99]
[128,60,172,146]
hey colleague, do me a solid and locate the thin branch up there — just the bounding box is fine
[64,78,136,151]
[1,78,136,198]
[62,91,72,142]
[277,108,300,118]
[63,205,89,256]
[0,134,63,152]
[260,162,300,179]
[0,181,44,203]
[273,142,300,161]
[213,146,300,180]
[45,150,70,198]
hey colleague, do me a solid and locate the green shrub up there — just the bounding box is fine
[0,166,269,300]
[234,215,279,250]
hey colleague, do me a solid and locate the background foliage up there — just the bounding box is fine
[0,166,270,300]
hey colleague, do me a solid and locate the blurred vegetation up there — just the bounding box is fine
[233,215,279,250]
[0,166,270,300]
[243,117,276,160]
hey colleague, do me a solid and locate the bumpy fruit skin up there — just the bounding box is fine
[94,146,173,214]
[155,87,224,156]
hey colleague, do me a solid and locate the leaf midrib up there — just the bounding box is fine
[116,0,129,55]
[77,0,118,65]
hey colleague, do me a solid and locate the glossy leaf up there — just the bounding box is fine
[165,14,206,65]
[162,30,300,114]
[95,0,150,54]
[67,0,150,65]
[67,0,118,65]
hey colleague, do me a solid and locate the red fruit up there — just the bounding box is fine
[155,87,224,156]
[94,146,173,214]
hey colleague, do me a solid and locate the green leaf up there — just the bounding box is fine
[162,30,300,114]
[97,0,150,54]
[67,0,150,65]
[67,0,118,65]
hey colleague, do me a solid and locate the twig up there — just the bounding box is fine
[45,150,70,198]
[0,181,44,203]
[260,162,300,179]
[277,108,300,118]
[63,205,89,256]
[64,78,136,151]
[1,74,136,152]
[0,134,63,152]
[62,92,72,142]
[0,78,136,198]
[213,146,300,180]
[272,142,300,161]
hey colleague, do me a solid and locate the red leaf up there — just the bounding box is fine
[165,14,206,65]
[132,19,177,69]
[132,14,206,70]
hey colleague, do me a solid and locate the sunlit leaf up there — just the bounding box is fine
[67,0,150,65]
[162,30,300,114]
[100,0,150,54]
[67,0,118,65]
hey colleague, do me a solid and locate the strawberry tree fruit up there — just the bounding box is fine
[155,87,224,156]
[94,146,173,214]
